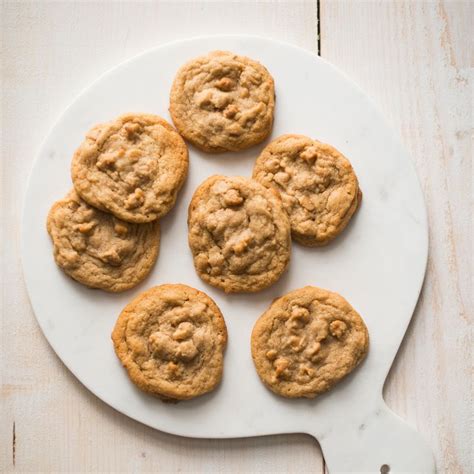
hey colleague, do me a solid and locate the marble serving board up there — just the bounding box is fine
[21,36,435,473]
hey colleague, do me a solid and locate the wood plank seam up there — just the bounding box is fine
[317,0,321,56]
[11,421,16,468]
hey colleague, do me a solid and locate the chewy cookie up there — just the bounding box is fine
[112,284,227,400]
[170,51,275,153]
[71,113,188,223]
[47,190,160,292]
[253,134,361,246]
[188,175,291,293]
[251,286,369,398]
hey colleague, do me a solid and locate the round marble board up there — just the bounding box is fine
[22,36,434,473]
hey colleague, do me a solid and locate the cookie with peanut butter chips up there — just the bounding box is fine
[253,134,361,246]
[170,51,275,153]
[112,284,227,401]
[71,113,188,223]
[251,286,369,398]
[188,175,291,293]
[47,190,160,292]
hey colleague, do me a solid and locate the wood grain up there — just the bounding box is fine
[321,1,472,472]
[1,0,471,472]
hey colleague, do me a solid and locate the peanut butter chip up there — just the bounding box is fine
[296,364,315,383]
[266,349,278,360]
[223,189,243,207]
[96,152,117,171]
[124,188,145,210]
[224,104,239,119]
[124,122,141,140]
[274,172,290,185]
[329,320,348,339]
[114,223,128,236]
[173,322,194,341]
[274,358,290,378]
[251,286,369,398]
[215,77,235,91]
[166,362,181,379]
[300,146,318,162]
[306,342,321,361]
[78,221,96,234]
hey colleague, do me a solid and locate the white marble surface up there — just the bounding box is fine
[22,35,433,472]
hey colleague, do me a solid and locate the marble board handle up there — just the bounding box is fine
[315,399,435,473]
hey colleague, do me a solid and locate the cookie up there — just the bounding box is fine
[47,190,160,292]
[169,51,275,153]
[188,175,291,293]
[111,284,227,401]
[71,113,188,223]
[253,134,361,246]
[251,286,369,398]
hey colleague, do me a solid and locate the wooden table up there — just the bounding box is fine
[1,1,471,472]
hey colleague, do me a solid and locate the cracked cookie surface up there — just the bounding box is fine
[253,135,361,246]
[112,284,227,400]
[170,51,275,153]
[188,175,291,293]
[71,113,188,223]
[251,286,369,398]
[47,190,160,292]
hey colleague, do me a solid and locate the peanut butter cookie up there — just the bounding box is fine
[71,113,188,223]
[47,190,160,292]
[188,175,291,293]
[251,286,369,398]
[112,284,227,401]
[253,135,361,246]
[169,51,275,153]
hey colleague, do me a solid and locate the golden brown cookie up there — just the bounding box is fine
[47,190,160,292]
[253,135,361,246]
[169,51,275,153]
[112,284,227,401]
[71,113,188,223]
[188,175,291,293]
[251,286,369,398]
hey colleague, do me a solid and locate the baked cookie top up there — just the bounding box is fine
[253,134,361,246]
[251,286,369,398]
[188,175,291,293]
[112,284,227,400]
[47,190,160,292]
[71,113,188,223]
[169,51,275,153]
